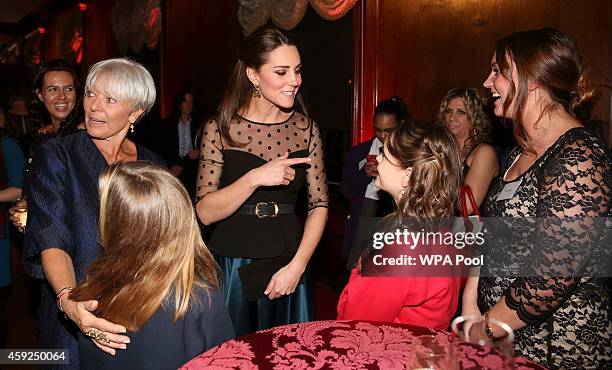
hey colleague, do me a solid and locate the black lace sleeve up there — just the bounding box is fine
[305,120,329,210]
[504,136,611,325]
[195,119,224,203]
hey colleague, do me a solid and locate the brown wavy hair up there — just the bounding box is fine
[385,122,462,220]
[494,28,602,153]
[70,162,219,331]
[437,88,492,158]
[217,25,310,147]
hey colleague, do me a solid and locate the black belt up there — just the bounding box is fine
[236,202,295,218]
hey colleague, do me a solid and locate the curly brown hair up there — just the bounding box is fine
[385,122,462,220]
[438,88,492,158]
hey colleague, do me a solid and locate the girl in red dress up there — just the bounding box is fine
[337,122,463,329]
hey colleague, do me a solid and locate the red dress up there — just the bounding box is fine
[337,238,462,330]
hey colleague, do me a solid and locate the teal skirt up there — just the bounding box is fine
[216,256,313,337]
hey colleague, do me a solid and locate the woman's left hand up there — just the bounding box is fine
[265,262,305,300]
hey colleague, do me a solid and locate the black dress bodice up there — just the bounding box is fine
[197,113,328,258]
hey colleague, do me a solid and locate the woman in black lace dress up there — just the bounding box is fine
[462,28,611,369]
[195,26,328,336]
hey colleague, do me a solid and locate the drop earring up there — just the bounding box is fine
[401,174,410,189]
[130,123,135,133]
[253,85,262,98]
[399,180,408,199]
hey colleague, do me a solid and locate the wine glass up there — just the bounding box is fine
[406,334,459,370]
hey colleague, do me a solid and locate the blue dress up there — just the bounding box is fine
[23,130,163,370]
[0,137,25,288]
[78,288,234,370]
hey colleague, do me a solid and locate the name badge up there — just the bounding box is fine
[496,178,522,201]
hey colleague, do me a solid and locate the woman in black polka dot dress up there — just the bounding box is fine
[195,26,328,336]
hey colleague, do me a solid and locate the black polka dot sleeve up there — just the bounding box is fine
[306,120,329,210]
[196,119,224,203]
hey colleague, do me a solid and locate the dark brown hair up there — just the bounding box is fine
[217,25,309,147]
[70,162,218,331]
[375,96,412,124]
[385,122,462,220]
[495,28,601,152]
[33,58,83,135]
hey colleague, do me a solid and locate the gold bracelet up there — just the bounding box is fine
[484,312,496,340]
[56,286,74,298]
[56,286,74,312]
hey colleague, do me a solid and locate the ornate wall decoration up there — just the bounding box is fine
[55,7,83,64]
[237,0,357,35]
[111,0,161,55]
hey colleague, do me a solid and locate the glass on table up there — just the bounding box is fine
[406,334,459,370]
[451,315,515,369]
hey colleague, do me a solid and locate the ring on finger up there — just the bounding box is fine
[86,329,111,344]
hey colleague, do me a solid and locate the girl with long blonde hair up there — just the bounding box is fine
[71,162,233,369]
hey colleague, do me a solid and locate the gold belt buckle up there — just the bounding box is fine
[255,202,279,218]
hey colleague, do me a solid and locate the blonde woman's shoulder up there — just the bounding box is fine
[467,143,499,174]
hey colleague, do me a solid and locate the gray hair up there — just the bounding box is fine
[85,58,156,116]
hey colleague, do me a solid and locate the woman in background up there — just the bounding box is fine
[9,58,83,232]
[159,90,201,198]
[71,162,233,369]
[30,58,84,155]
[341,96,411,264]
[438,88,498,214]
[337,123,462,330]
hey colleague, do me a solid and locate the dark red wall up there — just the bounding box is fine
[160,0,240,118]
[355,0,612,144]
[83,0,118,71]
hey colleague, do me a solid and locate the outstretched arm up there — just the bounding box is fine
[43,248,130,355]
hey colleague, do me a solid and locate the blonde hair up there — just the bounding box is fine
[386,122,462,220]
[71,162,218,331]
[85,58,156,116]
[437,88,492,158]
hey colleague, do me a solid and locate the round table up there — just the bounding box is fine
[180,320,547,369]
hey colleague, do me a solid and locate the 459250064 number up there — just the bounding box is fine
[0,350,69,364]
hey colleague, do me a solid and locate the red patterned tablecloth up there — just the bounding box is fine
[180,320,547,369]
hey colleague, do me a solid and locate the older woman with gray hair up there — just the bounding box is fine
[23,58,163,369]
